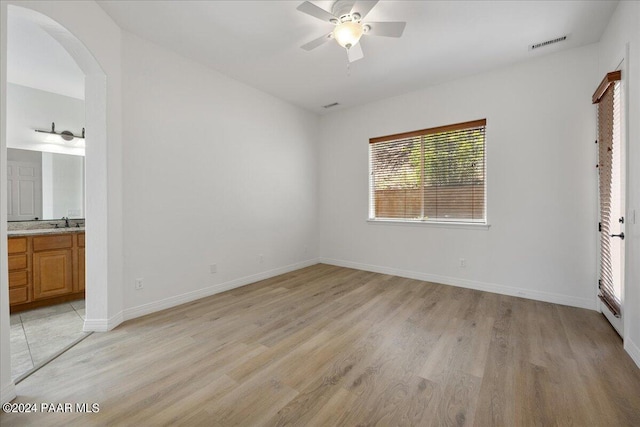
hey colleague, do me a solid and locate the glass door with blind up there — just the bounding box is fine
[594,69,625,335]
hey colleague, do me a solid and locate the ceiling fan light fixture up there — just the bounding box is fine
[297,1,407,63]
[332,21,364,49]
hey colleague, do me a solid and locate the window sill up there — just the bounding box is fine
[367,219,491,230]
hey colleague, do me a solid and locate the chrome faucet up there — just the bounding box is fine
[62,217,70,228]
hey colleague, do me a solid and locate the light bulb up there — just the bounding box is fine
[332,21,364,49]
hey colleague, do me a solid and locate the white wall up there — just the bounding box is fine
[7,10,84,99]
[598,0,640,367]
[120,33,319,317]
[7,83,85,156]
[319,44,599,310]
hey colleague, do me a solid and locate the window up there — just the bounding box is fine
[369,119,486,224]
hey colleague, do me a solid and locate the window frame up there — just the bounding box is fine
[368,119,489,227]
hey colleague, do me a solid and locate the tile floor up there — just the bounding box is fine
[10,300,88,380]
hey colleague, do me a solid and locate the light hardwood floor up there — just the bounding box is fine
[2,264,639,426]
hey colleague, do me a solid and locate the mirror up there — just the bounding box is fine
[7,147,85,221]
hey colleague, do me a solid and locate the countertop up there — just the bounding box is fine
[8,227,85,237]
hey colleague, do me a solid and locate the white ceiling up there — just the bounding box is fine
[11,1,618,114]
[7,10,85,100]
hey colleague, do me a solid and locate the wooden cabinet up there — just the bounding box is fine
[8,237,30,305]
[8,232,84,312]
[77,234,85,291]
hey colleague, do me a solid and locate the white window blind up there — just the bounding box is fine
[593,71,622,317]
[369,119,486,223]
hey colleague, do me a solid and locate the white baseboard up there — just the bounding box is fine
[83,311,124,332]
[121,258,320,322]
[319,258,598,311]
[624,338,640,369]
[1,381,16,404]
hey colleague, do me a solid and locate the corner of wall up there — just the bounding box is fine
[624,338,640,369]
[83,311,124,332]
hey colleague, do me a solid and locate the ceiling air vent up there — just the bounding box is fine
[529,35,567,51]
[323,102,340,109]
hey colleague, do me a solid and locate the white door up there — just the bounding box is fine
[7,160,42,221]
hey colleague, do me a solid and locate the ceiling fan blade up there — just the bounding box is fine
[301,32,333,51]
[332,0,356,17]
[347,43,364,62]
[350,1,379,20]
[297,1,339,23]
[364,21,406,38]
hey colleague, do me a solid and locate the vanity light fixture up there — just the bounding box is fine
[35,122,85,141]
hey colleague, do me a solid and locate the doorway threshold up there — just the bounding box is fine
[14,332,93,385]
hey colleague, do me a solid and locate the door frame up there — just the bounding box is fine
[597,53,629,337]
[1,2,116,403]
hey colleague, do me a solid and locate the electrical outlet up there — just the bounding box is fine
[459,258,466,268]
[209,264,217,274]
[135,278,144,290]
[259,254,264,264]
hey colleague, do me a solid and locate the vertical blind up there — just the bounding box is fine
[369,119,486,223]
[594,71,622,317]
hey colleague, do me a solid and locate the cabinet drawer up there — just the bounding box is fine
[8,254,27,271]
[33,234,73,252]
[9,271,28,288]
[78,233,85,248]
[9,287,29,305]
[8,237,27,254]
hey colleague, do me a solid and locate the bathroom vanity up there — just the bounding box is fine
[8,227,85,313]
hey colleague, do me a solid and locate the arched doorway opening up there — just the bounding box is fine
[2,4,110,388]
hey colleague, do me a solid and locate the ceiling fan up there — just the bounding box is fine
[297,0,406,63]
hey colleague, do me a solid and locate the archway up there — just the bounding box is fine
[1,4,110,401]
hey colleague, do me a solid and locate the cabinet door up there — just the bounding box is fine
[33,249,73,299]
